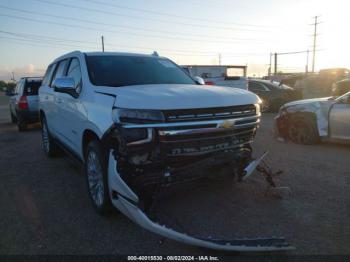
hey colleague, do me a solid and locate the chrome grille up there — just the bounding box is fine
[163,104,256,122]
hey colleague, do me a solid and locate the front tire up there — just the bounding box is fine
[85,140,112,215]
[41,117,59,157]
[288,115,319,145]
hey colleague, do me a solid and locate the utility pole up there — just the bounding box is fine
[311,16,320,73]
[101,35,105,52]
[274,52,277,76]
[306,49,309,74]
[218,53,221,65]
[11,72,15,81]
[268,53,272,77]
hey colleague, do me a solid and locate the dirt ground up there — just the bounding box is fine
[0,93,349,255]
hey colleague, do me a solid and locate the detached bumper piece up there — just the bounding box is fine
[108,151,295,252]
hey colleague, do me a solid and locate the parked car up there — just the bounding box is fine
[332,78,350,97]
[8,77,42,131]
[182,65,248,90]
[275,91,350,144]
[248,79,301,112]
[301,68,350,99]
[38,51,292,252]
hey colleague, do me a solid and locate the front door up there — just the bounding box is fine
[55,57,84,156]
[329,93,350,140]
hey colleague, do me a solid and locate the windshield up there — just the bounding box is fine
[86,55,196,87]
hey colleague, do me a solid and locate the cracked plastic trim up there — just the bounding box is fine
[107,151,294,252]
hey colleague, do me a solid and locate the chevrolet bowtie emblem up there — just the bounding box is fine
[219,120,235,129]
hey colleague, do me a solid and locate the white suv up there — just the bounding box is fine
[39,51,292,251]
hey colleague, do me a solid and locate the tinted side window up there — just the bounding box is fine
[42,64,55,86]
[51,59,69,85]
[67,58,82,93]
[24,80,42,96]
[249,82,269,92]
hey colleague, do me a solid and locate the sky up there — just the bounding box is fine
[0,0,349,81]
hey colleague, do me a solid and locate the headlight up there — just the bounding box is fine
[254,103,261,115]
[113,108,165,124]
[124,128,152,144]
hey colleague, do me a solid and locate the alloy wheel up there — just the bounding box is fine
[86,150,105,207]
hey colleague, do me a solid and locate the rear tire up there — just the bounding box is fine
[288,115,319,145]
[10,112,17,124]
[41,116,59,157]
[17,115,27,131]
[85,140,112,215]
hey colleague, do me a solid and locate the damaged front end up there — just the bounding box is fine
[275,97,334,140]
[103,105,294,252]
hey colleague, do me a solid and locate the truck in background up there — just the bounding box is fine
[182,65,248,90]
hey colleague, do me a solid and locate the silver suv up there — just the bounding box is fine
[9,77,42,131]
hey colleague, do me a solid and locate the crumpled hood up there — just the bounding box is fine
[282,97,333,109]
[94,84,260,110]
[281,96,335,137]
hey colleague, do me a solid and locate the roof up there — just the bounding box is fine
[21,77,43,81]
[182,65,247,69]
[84,51,161,58]
[50,50,164,64]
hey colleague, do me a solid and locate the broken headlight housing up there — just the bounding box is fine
[255,103,261,116]
[113,108,165,124]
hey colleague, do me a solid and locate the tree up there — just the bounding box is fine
[0,80,6,91]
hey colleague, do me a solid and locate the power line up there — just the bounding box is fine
[33,0,272,32]
[0,29,269,57]
[0,36,98,49]
[0,13,266,45]
[0,5,265,42]
[0,33,268,62]
[0,35,215,57]
[271,49,324,75]
[82,0,275,29]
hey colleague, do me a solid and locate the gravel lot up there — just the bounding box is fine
[0,93,349,255]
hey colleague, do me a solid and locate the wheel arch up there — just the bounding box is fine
[287,111,320,144]
[82,129,100,160]
[39,109,45,121]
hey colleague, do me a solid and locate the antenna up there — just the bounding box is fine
[152,51,159,57]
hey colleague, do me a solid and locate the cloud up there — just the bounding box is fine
[0,64,46,81]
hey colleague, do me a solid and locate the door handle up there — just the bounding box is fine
[57,98,62,104]
[45,95,49,100]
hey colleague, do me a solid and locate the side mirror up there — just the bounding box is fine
[193,76,205,85]
[52,77,78,98]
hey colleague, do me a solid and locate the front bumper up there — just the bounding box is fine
[112,115,260,194]
[107,151,294,252]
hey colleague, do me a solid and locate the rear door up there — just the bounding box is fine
[329,93,350,140]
